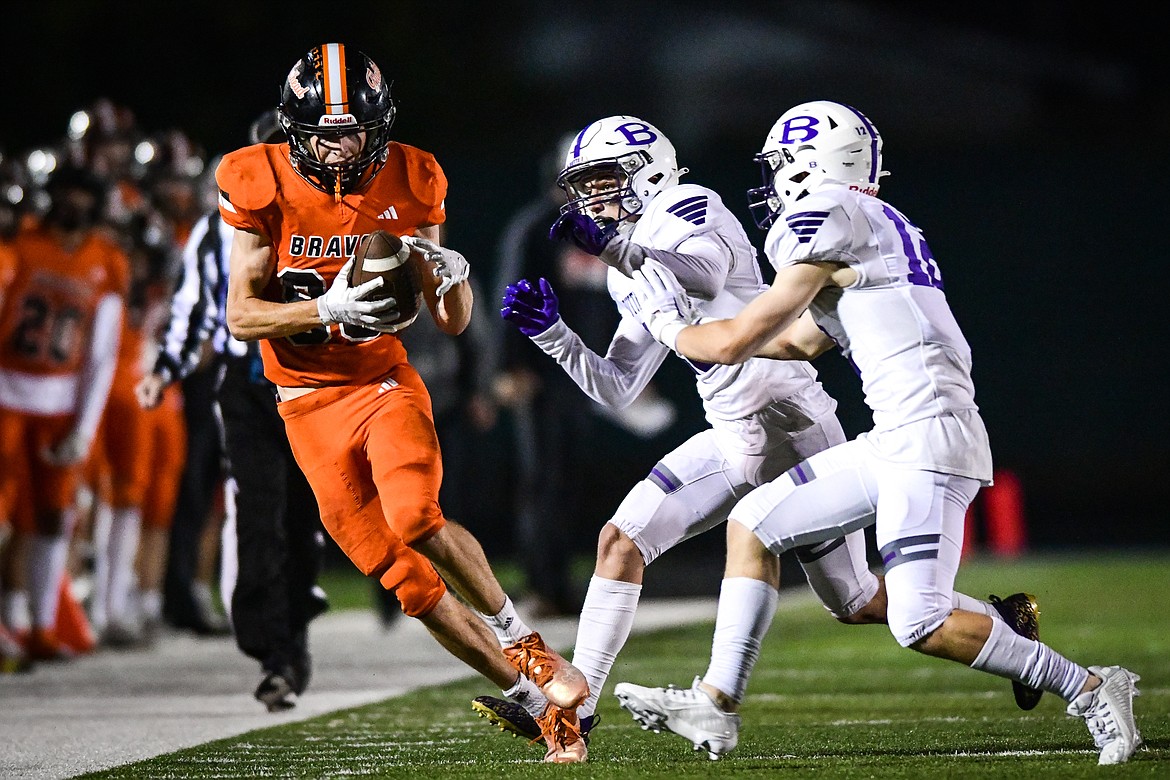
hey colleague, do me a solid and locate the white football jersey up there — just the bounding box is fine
[610,183,829,422]
[765,184,993,481]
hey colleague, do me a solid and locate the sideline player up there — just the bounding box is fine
[484,115,1034,760]
[619,100,1141,765]
[217,43,588,760]
[0,165,127,660]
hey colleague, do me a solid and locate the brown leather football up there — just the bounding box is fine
[349,230,423,332]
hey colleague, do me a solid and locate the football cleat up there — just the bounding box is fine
[471,695,599,745]
[254,669,297,713]
[536,705,587,763]
[1066,665,1142,765]
[0,626,33,674]
[502,632,589,708]
[989,592,1043,710]
[614,677,739,760]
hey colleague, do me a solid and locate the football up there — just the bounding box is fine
[349,230,424,332]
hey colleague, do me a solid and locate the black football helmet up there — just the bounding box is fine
[278,43,396,197]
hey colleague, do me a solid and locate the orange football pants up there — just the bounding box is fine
[0,408,84,530]
[277,362,446,617]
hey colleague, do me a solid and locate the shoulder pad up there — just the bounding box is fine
[390,143,448,209]
[215,145,277,212]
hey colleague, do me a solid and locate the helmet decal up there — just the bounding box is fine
[778,114,820,144]
[286,62,309,100]
[366,61,382,90]
[614,122,658,146]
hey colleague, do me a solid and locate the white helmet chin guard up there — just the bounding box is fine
[747,101,888,229]
[556,116,685,229]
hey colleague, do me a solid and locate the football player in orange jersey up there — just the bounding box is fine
[217,43,586,760]
[0,164,128,661]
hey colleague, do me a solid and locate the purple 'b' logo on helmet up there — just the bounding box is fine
[616,122,657,146]
[781,115,819,144]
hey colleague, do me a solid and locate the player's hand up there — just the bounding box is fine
[369,296,417,334]
[501,278,560,337]
[549,211,618,255]
[404,236,470,298]
[629,260,697,350]
[135,373,167,410]
[317,258,398,327]
[41,429,91,466]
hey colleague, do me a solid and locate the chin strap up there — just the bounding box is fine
[334,173,342,203]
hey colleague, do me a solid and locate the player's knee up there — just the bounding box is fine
[837,585,889,626]
[888,604,951,648]
[596,524,644,569]
[378,554,446,618]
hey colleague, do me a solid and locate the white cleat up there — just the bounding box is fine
[1066,665,1142,765]
[614,677,739,760]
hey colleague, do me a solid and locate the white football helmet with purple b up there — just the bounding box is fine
[747,101,887,229]
[557,116,685,231]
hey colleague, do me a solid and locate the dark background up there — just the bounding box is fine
[6,1,1167,554]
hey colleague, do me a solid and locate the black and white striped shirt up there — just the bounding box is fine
[151,210,248,383]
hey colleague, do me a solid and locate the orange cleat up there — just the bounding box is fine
[503,632,589,709]
[537,705,587,764]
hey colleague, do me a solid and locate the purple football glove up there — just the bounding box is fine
[548,211,619,255]
[501,278,560,337]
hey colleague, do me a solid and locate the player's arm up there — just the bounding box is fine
[674,263,839,364]
[754,309,835,361]
[412,225,472,336]
[225,228,322,341]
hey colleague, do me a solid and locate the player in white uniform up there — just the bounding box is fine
[618,101,1141,766]
[480,115,1028,762]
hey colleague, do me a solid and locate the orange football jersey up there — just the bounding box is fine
[0,225,129,380]
[215,142,447,387]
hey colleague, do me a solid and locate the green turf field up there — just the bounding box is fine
[86,553,1167,778]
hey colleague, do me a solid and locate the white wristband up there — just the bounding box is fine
[656,320,687,352]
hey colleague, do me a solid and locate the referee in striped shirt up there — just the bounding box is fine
[136,111,328,712]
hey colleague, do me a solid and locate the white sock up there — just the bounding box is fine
[702,577,779,704]
[140,589,162,621]
[89,501,114,630]
[953,591,996,619]
[27,534,70,629]
[106,506,142,624]
[503,673,549,719]
[3,590,31,633]
[971,616,1089,701]
[571,576,642,719]
[479,596,534,646]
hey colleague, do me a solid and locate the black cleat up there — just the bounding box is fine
[989,592,1043,710]
[254,669,297,712]
[471,695,599,746]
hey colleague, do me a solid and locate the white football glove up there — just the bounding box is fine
[629,260,698,351]
[317,258,398,327]
[404,236,470,298]
[41,429,92,466]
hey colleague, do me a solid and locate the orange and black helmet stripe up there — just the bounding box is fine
[319,43,349,115]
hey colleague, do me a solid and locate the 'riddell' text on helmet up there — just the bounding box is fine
[278,43,396,198]
[556,116,685,231]
[747,101,887,229]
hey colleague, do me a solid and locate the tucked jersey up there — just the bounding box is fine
[0,226,129,414]
[765,185,993,481]
[216,142,447,387]
[610,183,826,422]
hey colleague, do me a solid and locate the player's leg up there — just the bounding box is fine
[363,368,587,708]
[876,463,1141,764]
